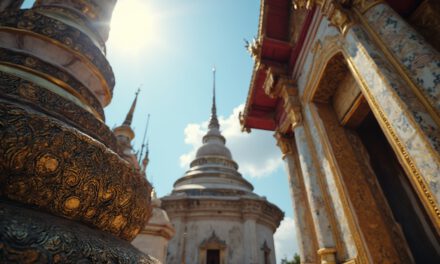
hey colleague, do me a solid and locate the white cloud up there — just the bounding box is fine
[274,217,299,263]
[179,104,283,178]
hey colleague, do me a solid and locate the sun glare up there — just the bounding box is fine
[109,0,152,55]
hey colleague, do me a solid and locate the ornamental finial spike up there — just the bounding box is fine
[123,85,142,126]
[209,67,219,129]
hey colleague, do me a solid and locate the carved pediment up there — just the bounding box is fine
[200,231,227,250]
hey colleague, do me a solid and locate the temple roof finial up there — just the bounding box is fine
[209,67,219,129]
[123,86,141,126]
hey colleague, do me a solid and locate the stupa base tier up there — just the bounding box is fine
[0,200,159,264]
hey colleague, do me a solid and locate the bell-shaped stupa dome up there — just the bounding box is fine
[171,68,254,195]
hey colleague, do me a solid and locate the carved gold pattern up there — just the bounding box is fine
[0,47,104,118]
[0,102,151,241]
[346,53,440,233]
[0,72,118,151]
[304,33,438,261]
[302,37,369,263]
[34,5,106,50]
[329,23,440,232]
[0,10,115,105]
[0,200,158,263]
[312,53,349,103]
[313,102,412,263]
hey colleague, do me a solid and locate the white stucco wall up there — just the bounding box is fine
[166,218,277,264]
[132,234,168,263]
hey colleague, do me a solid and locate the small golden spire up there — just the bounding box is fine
[123,86,141,126]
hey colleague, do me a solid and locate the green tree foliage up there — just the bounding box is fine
[280,253,300,264]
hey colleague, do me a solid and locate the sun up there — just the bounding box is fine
[108,0,153,55]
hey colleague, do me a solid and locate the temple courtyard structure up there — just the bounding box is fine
[240,0,440,263]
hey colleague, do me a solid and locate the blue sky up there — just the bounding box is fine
[22,0,298,261]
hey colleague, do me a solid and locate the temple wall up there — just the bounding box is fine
[167,218,245,264]
[244,1,440,263]
[283,4,440,263]
[256,223,277,264]
[165,217,278,264]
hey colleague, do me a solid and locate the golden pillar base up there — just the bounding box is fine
[317,248,337,264]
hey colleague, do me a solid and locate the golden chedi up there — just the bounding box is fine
[0,1,156,262]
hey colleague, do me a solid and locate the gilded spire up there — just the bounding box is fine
[209,67,219,129]
[123,87,141,126]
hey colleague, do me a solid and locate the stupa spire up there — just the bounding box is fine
[209,67,219,129]
[123,87,141,126]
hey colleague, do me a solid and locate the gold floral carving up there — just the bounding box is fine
[313,103,412,263]
[346,54,440,234]
[0,10,115,105]
[303,34,345,103]
[312,53,349,103]
[0,47,104,119]
[0,71,119,151]
[0,102,152,241]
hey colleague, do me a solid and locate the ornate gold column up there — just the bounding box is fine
[278,82,337,264]
[275,132,318,264]
[0,1,155,262]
